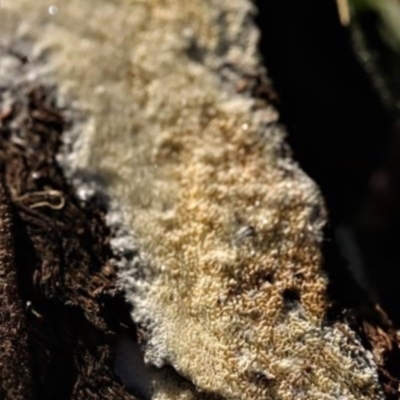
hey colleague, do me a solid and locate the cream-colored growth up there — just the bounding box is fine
[0,1,384,399]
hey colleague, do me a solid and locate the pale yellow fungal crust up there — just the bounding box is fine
[0,1,384,399]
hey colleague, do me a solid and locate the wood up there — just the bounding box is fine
[0,176,33,400]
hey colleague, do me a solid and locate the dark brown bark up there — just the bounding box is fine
[0,176,32,400]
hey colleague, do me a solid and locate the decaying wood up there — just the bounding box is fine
[0,176,32,399]
[0,12,400,399]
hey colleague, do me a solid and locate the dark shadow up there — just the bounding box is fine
[254,0,391,222]
[254,0,399,319]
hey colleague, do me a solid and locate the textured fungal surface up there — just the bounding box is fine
[0,1,385,399]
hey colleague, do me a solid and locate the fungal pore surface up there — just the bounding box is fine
[0,1,384,399]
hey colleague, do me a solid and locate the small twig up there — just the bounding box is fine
[336,0,351,26]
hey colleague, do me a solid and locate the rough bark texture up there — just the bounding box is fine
[0,175,32,400]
